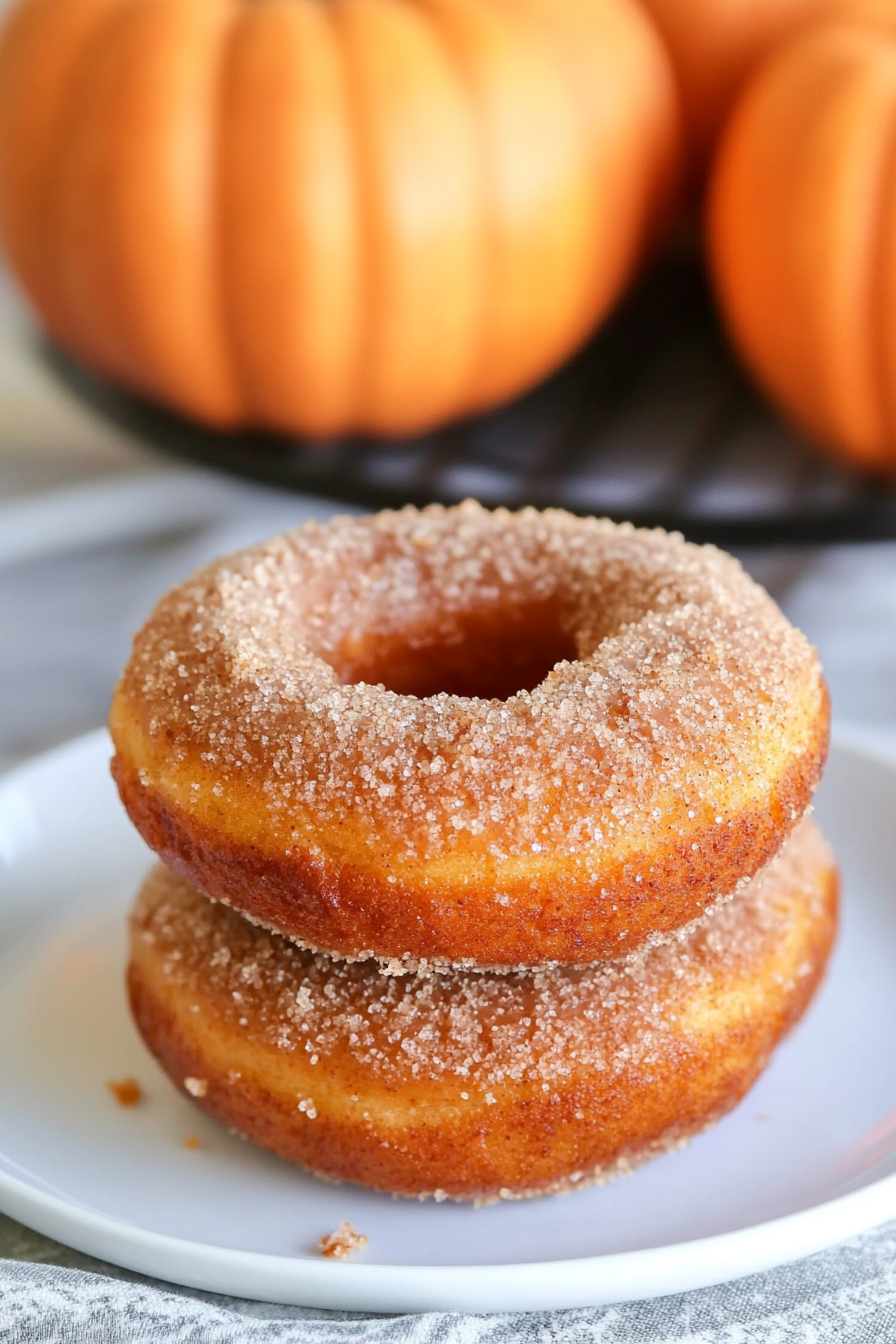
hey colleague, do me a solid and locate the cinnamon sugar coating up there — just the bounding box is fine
[128,819,837,1203]
[111,503,828,967]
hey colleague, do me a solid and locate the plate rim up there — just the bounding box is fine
[1,727,894,1312]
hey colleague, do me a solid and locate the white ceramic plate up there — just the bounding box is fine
[1,731,895,1312]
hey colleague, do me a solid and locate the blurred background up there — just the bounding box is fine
[5,0,896,773]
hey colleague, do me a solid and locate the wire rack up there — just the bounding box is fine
[44,257,896,548]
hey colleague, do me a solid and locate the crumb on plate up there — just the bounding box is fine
[319,1221,368,1259]
[183,1133,201,1150]
[107,1077,143,1108]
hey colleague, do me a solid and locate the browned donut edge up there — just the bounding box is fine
[113,700,828,967]
[127,864,837,1202]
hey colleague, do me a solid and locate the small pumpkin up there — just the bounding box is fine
[708,9,896,471]
[0,0,681,437]
[637,0,836,184]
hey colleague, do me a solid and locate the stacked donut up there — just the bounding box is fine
[111,502,836,1203]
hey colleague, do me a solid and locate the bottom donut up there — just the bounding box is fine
[127,817,837,1204]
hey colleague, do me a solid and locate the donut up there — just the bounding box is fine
[127,817,838,1203]
[111,502,829,969]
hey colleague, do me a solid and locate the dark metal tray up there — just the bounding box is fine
[45,257,896,548]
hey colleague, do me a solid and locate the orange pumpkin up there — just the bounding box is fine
[0,0,681,437]
[637,0,837,183]
[708,11,896,471]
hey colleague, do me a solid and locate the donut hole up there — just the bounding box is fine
[335,600,578,700]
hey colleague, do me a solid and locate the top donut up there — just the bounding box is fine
[110,502,828,970]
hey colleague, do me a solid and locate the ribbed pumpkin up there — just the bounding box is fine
[637,0,835,182]
[708,9,896,471]
[0,0,681,437]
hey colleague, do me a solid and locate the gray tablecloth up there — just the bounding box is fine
[2,1217,896,1341]
[3,468,896,1340]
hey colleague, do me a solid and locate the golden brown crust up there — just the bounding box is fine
[127,818,837,1202]
[113,707,828,967]
[110,504,829,969]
